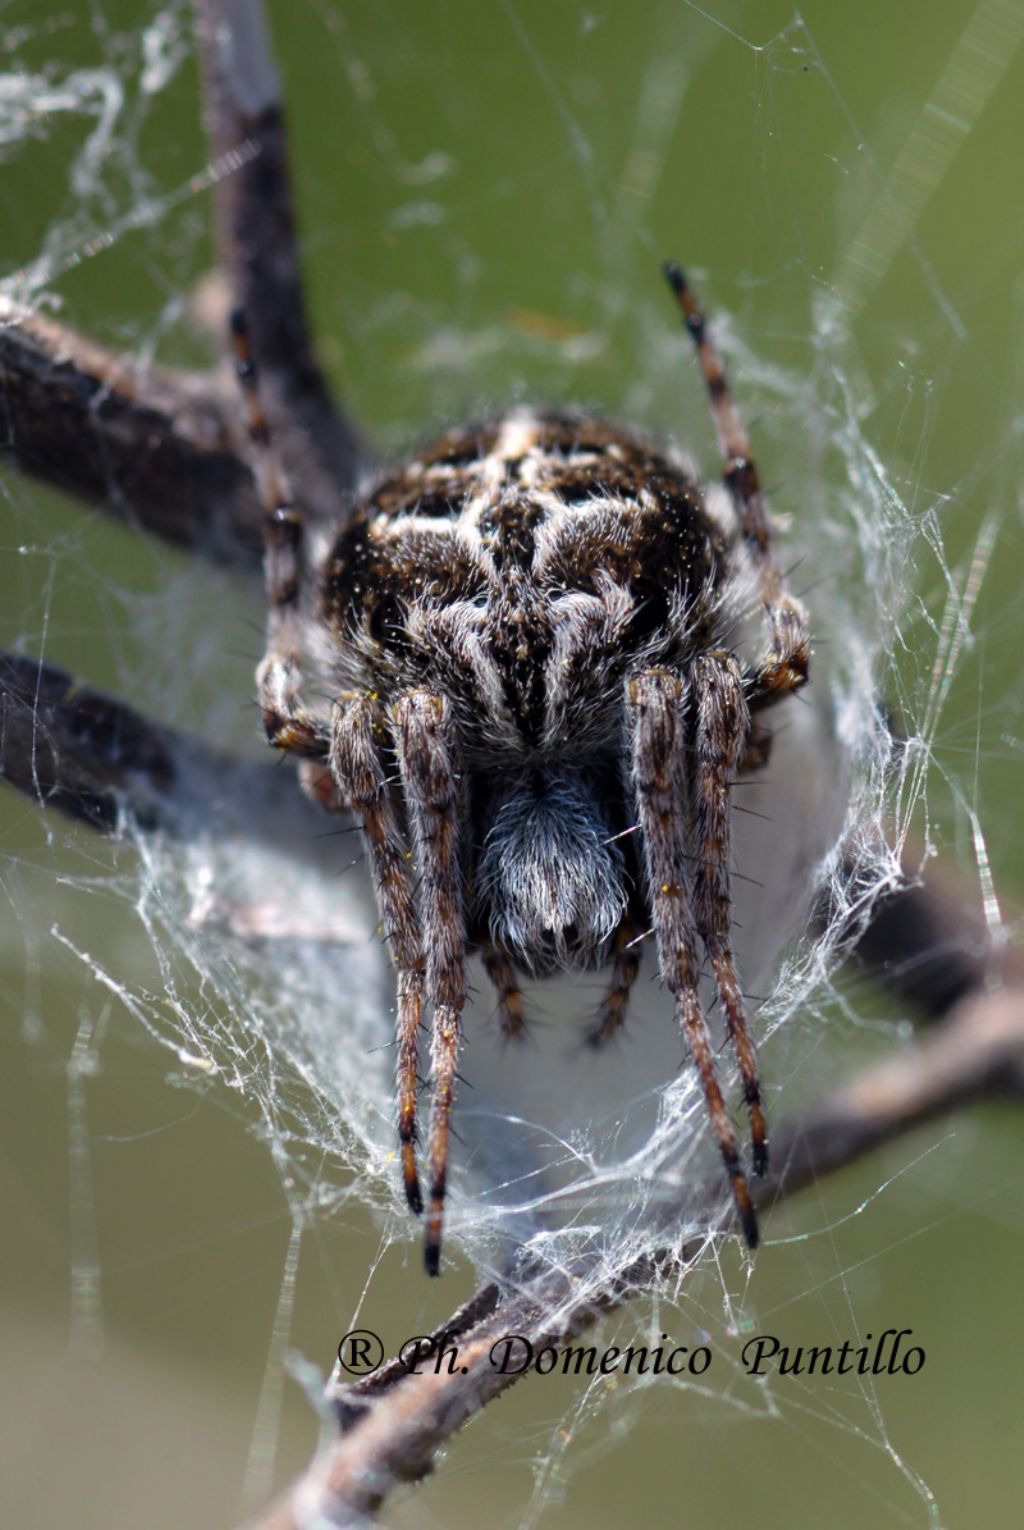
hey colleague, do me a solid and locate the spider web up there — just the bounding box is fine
[1,2,1022,1527]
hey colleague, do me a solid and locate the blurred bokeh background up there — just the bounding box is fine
[1,1,1022,1526]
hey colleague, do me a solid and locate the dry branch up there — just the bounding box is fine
[0,303,263,565]
[0,650,324,853]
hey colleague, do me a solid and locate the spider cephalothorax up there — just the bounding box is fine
[235,263,810,1273]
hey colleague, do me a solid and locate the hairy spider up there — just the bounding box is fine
[0,5,809,1278]
[231,260,809,1274]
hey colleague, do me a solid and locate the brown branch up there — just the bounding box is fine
[244,950,1024,1529]
[765,982,1024,1196]
[0,302,263,566]
[0,650,324,852]
[193,0,366,509]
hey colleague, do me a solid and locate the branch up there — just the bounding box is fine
[847,854,1020,1018]
[0,650,322,851]
[0,302,263,566]
[765,981,1024,1195]
[246,899,1023,1529]
[193,0,366,506]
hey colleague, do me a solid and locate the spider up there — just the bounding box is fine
[0,5,809,1278]
[228,257,809,1274]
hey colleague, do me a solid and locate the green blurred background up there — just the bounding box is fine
[1,1,1022,1526]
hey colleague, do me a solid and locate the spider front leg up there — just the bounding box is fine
[689,653,767,1175]
[331,698,426,1219]
[663,263,811,707]
[392,690,467,1276]
[232,314,428,1216]
[627,669,759,1248]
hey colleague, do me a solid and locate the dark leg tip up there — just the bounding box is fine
[402,1143,423,1216]
[424,1193,444,1276]
[662,259,686,293]
[730,1172,760,1250]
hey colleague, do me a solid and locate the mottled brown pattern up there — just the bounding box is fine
[322,411,733,755]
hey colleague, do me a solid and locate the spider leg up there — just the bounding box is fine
[231,305,429,1210]
[627,668,758,1248]
[663,263,810,707]
[585,912,643,1049]
[231,282,432,1242]
[230,311,330,760]
[689,653,767,1176]
[392,690,466,1276]
[737,715,774,774]
[483,945,528,1041]
[331,697,425,1219]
